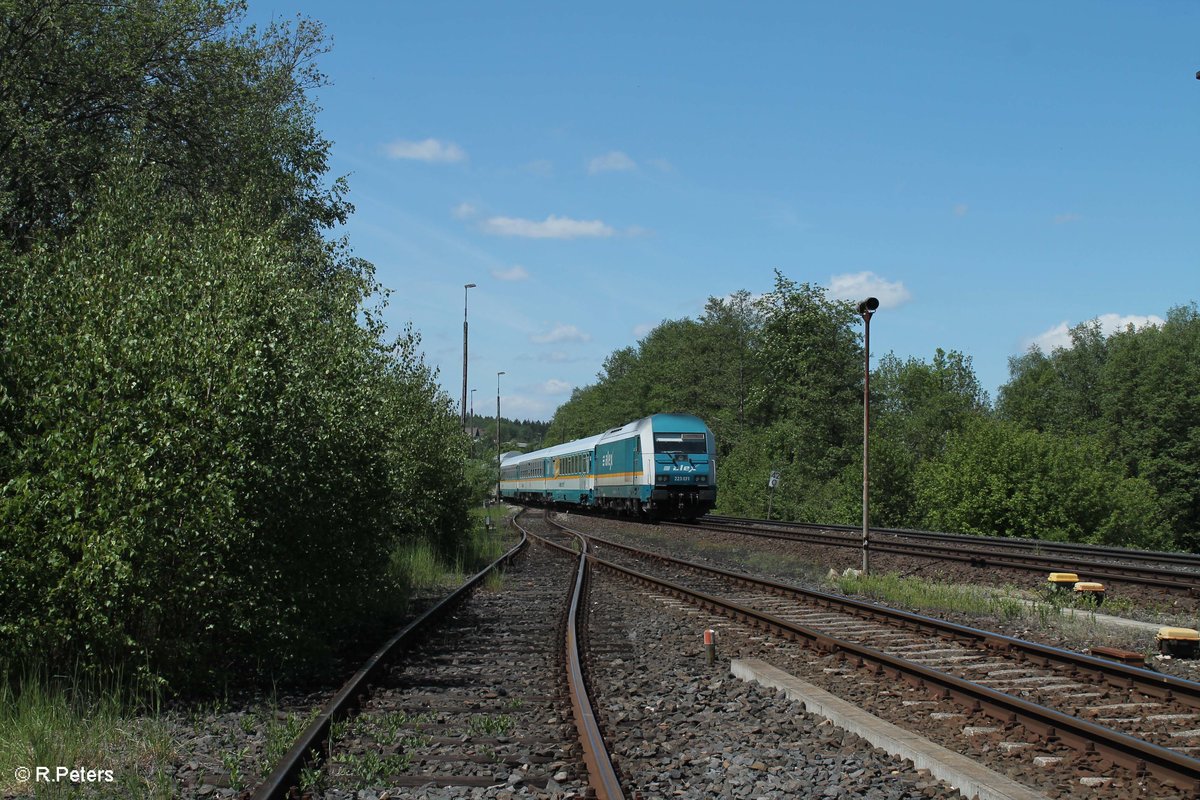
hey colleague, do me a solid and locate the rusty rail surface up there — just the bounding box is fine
[512,510,627,800]
[549,514,1200,791]
[250,524,528,800]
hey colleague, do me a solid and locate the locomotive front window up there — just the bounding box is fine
[654,432,707,455]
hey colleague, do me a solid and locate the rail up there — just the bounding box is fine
[512,510,627,800]
[251,525,528,800]
[550,515,1200,791]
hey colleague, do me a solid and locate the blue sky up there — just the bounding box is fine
[249,1,1198,421]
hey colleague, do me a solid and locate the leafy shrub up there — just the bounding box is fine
[0,171,468,689]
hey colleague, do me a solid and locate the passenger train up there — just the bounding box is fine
[499,413,716,519]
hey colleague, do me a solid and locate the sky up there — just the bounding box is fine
[247,1,1198,421]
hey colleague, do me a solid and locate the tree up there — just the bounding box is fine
[835,349,989,526]
[719,273,861,520]
[0,169,468,688]
[998,320,1108,436]
[0,0,347,250]
[1101,305,1200,549]
[915,417,1167,548]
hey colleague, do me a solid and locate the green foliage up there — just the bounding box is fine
[838,348,990,525]
[700,273,863,521]
[0,169,469,688]
[0,0,347,249]
[999,307,1200,549]
[915,417,1168,548]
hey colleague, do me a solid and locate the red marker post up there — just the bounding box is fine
[704,629,716,665]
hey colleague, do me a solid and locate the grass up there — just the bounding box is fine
[0,512,510,799]
[388,505,512,593]
[0,664,175,799]
[828,570,1104,630]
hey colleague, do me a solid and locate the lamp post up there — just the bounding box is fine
[461,283,476,429]
[496,371,505,502]
[857,296,880,574]
[470,388,477,427]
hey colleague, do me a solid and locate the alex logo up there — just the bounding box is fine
[662,464,695,472]
[600,452,614,468]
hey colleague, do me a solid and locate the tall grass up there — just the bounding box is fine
[387,505,511,593]
[0,664,174,798]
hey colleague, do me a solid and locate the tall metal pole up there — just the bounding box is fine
[461,283,476,429]
[496,370,505,502]
[857,297,879,574]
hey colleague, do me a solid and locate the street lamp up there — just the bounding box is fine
[470,388,477,427]
[461,283,476,429]
[857,296,880,574]
[496,371,506,502]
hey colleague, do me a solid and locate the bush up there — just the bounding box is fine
[0,171,468,689]
[914,417,1168,548]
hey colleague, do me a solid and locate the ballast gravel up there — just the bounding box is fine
[585,568,967,799]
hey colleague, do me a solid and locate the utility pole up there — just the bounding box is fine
[496,371,505,502]
[461,283,476,429]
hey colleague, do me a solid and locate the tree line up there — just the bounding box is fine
[1,1,472,690]
[545,272,1195,552]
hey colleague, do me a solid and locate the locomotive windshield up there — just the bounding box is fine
[654,432,707,455]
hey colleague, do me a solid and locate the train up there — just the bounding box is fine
[499,413,717,519]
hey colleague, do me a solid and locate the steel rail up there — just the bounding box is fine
[512,511,627,800]
[705,514,1200,570]
[678,518,1200,595]
[584,552,1200,791]
[250,526,529,800]
[548,515,1200,706]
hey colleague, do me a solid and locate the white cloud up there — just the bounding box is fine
[491,265,530,282]
[541,379,572,395]
[1095,313,1163,335]
[1030,321,1072,352]
[385,138,466,163]
[1053,212,1083,225]
[632,322,656,338]
[1028,313,1165,352]
[587,151,636,174]
[452,202,477,219]
[954,203,969,217]
[482,214,615,239]
[827,271,913,308]
[531,323,591,344]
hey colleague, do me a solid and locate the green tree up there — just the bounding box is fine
[830,349,989,527]
[0,170,467,688]
[720,273,861,520]
[998,320,1108,436]
[915,417,1167,548]
[1101,305,1200,548]
[0,0,347,249]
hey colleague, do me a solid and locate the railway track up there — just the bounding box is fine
[550,512,1200,794]
[684,516,1200,596]
[251,522,625,799]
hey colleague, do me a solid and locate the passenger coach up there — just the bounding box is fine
[499,413,716,519]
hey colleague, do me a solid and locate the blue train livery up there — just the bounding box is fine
[499,413,716,519]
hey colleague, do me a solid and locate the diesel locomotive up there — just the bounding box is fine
[499,413,716,519]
